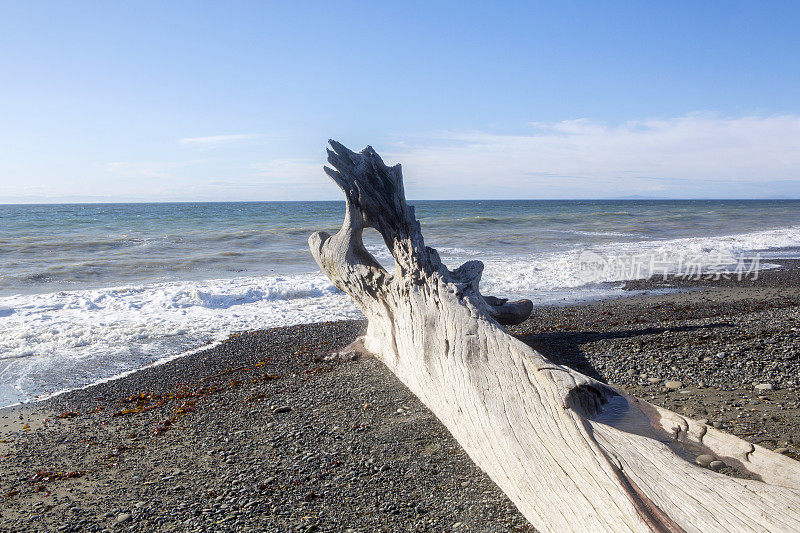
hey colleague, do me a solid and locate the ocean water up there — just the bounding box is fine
[2,200,800,406]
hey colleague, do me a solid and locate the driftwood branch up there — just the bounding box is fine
[309,140,800,532]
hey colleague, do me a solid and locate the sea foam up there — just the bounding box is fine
[2,224,800,407]
[0,274,361,406]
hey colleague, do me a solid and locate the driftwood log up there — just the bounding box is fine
[309,140,800,532]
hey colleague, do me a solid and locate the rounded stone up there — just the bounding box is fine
[695,454,715,467]
[664,380,683,390]
[708,460,725,471]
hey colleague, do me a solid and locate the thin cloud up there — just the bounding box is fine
[385,114,800,198]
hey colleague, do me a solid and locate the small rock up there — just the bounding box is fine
[273,406,292,414]
[695,454,715,467]
[647,377,660,384]
[774,448,790,455]
[712,421,723,429]
[115,513,132,524]
[134,502,147,509]
[708,460,725,471]
[754,383,773,391]
[664,380,683,391]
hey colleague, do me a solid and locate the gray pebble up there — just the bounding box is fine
[695,454,715,467]
[708,460,725,471]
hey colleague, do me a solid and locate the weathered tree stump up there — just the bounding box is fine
[309,140,800,532]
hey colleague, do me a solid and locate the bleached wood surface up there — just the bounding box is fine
[309,140,800,532]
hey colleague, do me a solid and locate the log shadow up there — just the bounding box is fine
[515,322,735,383]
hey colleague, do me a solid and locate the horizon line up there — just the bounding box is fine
[2,197,800,206]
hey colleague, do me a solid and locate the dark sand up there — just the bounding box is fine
[2,263,799,532]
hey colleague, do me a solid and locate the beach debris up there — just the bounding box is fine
[28,470,85,483]
[176,401,196,414]
[153,419,172,435]
[105,445,128,459]
[243,394,266,403]
[113,392,167,417]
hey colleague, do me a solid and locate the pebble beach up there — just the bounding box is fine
[2,263,800,532]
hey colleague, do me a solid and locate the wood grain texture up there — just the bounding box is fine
[309,141,800,532]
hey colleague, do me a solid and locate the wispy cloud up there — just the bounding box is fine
[384,114,800,198]
[179,134,267,147]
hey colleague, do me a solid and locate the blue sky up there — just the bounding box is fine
[1,1,799,201]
